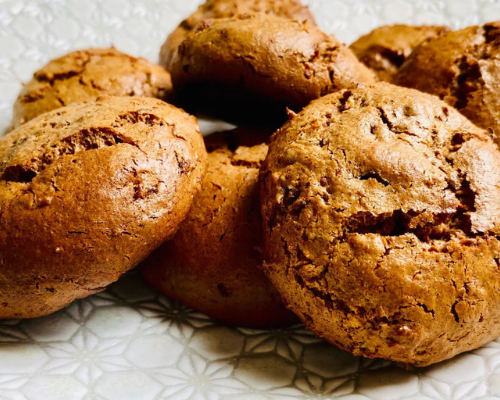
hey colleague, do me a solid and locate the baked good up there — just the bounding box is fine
[260,82,500,366]
[12,48,173,129]
[350,24,449,81]
[0,96,206,319]
[160,0,316,70]
[141,128,297,328]
[170,14,375,123]
[393,22,500,144]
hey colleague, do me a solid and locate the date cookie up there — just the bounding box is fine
[260,83,500,366]
[141,128,297,328]
[350,24,449,82]
[0,96,206,319]
[160,0,316,70]
[394,22,500,144]
[12,48,173,129]
[170,14,375,123]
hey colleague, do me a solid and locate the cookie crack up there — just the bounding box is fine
[230,158,263,168]
[416,302,435,318]
[33,52,94,87]
[370,45,406,70]
[174,150,194,175]
[344,208,475,242]
[337,90,353,112]
[447,25,500,111]
[295,271,414,330]
[114,110,167,128]
[34,69,82,86]
[449,54,484,110]
[359,172,390,186]
[451,300,460,322]
[0,127,140,183]
[372,110,478,234]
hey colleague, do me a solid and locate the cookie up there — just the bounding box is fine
[170,14,375,123]
[393,22,500,144]
[160,0,316,70]
[350,24,449,81]
[0,96,206,319]
[141,128,297,328]
[260,82,500,366]
[12,48,173,129]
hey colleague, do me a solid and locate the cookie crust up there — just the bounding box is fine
[260,83,500,366]
[0,96,206,319]
[170,14,375,122]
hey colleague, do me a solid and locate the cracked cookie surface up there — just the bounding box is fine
[160,0,316,70]
[170,14,375,123]
[394,22,500,145]
[350,24,449,82]
[260,83,500,366]
[141,128,297,328]
[0,96,206,319]
[12,48,173,129]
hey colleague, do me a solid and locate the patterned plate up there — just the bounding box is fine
[1,1,500,399]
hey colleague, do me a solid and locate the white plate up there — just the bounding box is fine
[1,1,500,399]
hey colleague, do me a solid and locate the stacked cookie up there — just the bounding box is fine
[3,0,500,367]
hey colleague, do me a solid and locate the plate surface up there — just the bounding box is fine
[1,1,500,399]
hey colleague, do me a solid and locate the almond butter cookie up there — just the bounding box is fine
[0,96,206,319]
[170,14,375,123]
[260,83,500,366]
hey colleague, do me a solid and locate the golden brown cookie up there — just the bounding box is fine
[170,14,375,123]
[12,48,173,129]
[350,24,449,81]
[260,83,500,366]
[393,22,500,144]
[0,96,206,319]
[141,128,297,328]
[160,0,316,70]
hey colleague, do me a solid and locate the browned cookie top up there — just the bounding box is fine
[141,128,296,328]
[12,48,173,129]
[350,24,450,81]
[260,83,500,366]
[394,22,500,144]
[170,14,375,117]
[160,0,316,70]
[0,96,206,319]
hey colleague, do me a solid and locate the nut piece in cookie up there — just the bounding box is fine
[170,14,375,124]
[0,96,206,319]
[350,24,450,82]
[160,0,316,70]
[260,82,500,366]
[12,48,173,129]
[141,128,297,328]
[394,22,500,144]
